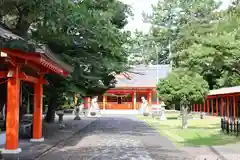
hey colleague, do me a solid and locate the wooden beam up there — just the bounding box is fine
[221,97,224,117]
[233,95,236,123]
[107,90,135,94]
[216,98,218,116]
[204,100,206,112]
[103,96,106,110]
[2,49,68,77]
[227,96,229,119]
[207,93,240,99]
[32,76,44,141]
[19,72,47,84]
[207,100,210,114]
[1,48,39,62]
[132,91,136,110]
[5,65,21,152]
[211,99,214,116]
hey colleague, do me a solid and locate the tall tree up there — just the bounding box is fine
[173,1,240,89]
[157,69,209,128]
[1,0,132,122]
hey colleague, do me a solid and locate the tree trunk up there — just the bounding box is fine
[13,7,31,38]
[45,95,57,123]
[182,105,188,129]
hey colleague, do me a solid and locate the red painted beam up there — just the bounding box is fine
[107,89,155,93]
[1,48,40,62]
[1,49,69,77]
[207,93,240,99]
[19,73,47,84]
[107,90,133,94]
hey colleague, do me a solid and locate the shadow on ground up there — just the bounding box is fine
[37,145,191,160]
[1,116,96,160]
[36,116,192,160]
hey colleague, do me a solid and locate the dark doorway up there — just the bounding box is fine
[117,97,122,104]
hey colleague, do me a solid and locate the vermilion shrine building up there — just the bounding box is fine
[193,86,240,121]
[0,25,71,154]
[97,65,170,110]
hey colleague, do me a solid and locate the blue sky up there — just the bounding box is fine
[120,0,232,32]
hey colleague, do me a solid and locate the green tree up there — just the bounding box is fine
[142,0,240,89]
[174,1,240,89]
[157,69,209,128]
[131,0,219,67]
[1,0,132,122]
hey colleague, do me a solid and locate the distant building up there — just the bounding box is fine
[98,64,170,110]
[193,85,240,120]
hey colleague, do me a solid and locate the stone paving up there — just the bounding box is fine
[182,145,240,160]
[0,115,97,160]
[37,116,193,160]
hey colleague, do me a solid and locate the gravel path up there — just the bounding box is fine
[37,116,192,160]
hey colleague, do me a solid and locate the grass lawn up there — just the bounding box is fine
[137,112,240,147]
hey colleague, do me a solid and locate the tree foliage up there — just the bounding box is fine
[1,0,132,122]
[156,69,209,106]
[133,0,240,92]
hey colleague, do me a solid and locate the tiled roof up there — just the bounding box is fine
[115,64,170,88]
[0,24,23,40]
[208,86,240,96]
[0,24,72,73]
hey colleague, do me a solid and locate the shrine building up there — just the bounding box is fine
[97,64,170,110]
[193,86,240,122]
[0,25,71,154]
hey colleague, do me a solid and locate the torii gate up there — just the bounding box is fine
[0,48,71,154]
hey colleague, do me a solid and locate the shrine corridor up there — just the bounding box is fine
[37,116,191,160]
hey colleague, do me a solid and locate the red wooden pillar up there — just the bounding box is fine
[216,98,218,116]
[103,95,106,110]
[147,91,152,104]
[204,100,206,112]
[236,96,238,118]
[233,95,236,122]
[227,96,229,119]
[211,99,214,116]
[31,75,44,142]
[84,97,90,109]
[207,100,210,114]
[4,65,21,153]
[132,91,136,110]
[221,97,224,116]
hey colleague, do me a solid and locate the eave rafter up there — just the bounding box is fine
[0,71,47,84]
[0,48,69,77]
